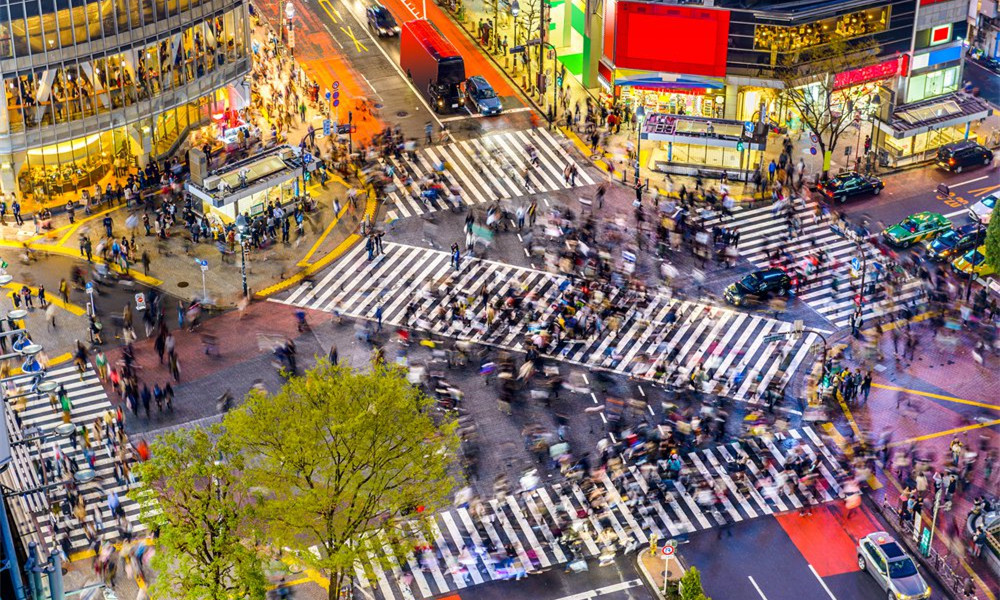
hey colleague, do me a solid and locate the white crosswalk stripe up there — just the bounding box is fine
[3,364,147,554]
[383,129,596,221]
[348,428,843,600]
[706,202,967,328]
[281,242,818,403]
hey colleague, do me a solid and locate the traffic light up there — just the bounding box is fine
[737,141,744,152]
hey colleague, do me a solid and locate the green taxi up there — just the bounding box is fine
[952,245,997,278]
[882,212,952,248]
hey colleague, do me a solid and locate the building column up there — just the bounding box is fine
[581,0,602,89]
[127,123,152,168]
[724,84,738,120]
[1,151,25,199]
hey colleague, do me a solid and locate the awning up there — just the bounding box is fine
[879,92,994,138]
[613,68,725,91]
[641,114,767,150]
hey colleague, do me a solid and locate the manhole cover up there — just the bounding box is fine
[396,111,409,118]
[177,281,189,288]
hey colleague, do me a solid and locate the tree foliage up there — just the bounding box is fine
[223,362,460,600]
[679,566,712,600]
[134,426,267,600]
[985,212,1000,273]
[775,39,882,175]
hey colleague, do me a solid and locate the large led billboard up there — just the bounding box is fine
[610,2,730,78]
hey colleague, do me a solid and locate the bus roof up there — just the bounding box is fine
[402,19,461,61]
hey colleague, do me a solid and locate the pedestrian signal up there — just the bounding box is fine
[737,141,744,152]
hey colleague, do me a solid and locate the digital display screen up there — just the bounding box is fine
[613,3,730,77]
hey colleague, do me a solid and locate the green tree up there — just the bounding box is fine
[134,426,267,600]
[775,39,882,177]
[679,566,712,600]
[984,212,1000,274]
[223,362,460,600]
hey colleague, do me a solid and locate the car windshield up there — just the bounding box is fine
[888,558,918,579]
[476,87,497,99]
[936,231,957,246]
[982,196,997,209]
[739,273,763,290]
[968,250,985,264]
[898,219,919,233]
[373,9,394,26]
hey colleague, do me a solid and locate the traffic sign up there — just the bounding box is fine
[325,90,331,101]
[744,121,754,133]
[661,545,675,557]
[850,257,861,271]
[333,99,340,107]
[333,80,340,89]
[763,334,786,343]
[323,119,331,136]
[333,91,340,100]
[85,282,93,292]
[135,292,146,311]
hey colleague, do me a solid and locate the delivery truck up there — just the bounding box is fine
[400,19,465,113]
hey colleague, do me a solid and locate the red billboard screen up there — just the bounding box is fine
[613,3,730,77]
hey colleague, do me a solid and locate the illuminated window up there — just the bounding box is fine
[753,6,891,53]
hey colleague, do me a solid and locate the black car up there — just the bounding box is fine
[817,172,884,203]
[464,75,502,116]
[366,4,399,37]
[936,140,994,173]
[923,223,986,261]
[724,268,793,306]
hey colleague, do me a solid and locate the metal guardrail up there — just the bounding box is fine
[877,499,980,600]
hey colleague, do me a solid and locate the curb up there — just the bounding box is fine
[635,550,685,600]
[254,182,378,298]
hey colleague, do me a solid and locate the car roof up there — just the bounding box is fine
[757,268,786,278]
[956,223,981,235]
[468,75,490,87]
[942,140,983,151]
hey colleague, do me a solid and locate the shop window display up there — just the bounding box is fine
[753,6,889,53]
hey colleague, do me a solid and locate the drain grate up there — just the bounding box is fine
[177,281,189,288]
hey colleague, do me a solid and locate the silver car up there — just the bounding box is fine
[969,193,996,225]
[857,532,931,599]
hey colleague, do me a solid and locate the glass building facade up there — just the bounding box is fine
[0,0,251,201]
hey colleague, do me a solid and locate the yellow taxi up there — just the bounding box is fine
[951,245,997,278]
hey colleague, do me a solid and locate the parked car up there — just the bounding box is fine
[857,532,931,600]
[464,75,502,116]
[724,268,793,306]
[952,245,997,278]
[936,140,993,173]
[366,4,400,36]
[817,172,884,203]
[969,193,997,225]
[924,223,986,261]
[882,211,952,248]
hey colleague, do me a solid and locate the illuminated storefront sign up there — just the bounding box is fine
[834,57,900,90]
[929,24,953,46]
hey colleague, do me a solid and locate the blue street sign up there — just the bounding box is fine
[744,121,754,132]
[850,257,861,271]
[85,282,93,291]
[325,90,331,101]
[323,119,331,136]
[333,91,340,100]
[198,259,208,267]
[303,152,313,164]
[333,80,340,89]
[333,99,340,107]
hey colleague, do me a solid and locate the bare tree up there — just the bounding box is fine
[775,39,881,177]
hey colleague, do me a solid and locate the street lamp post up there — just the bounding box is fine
[236,214,250,299]
[634,105,646,185]
[964,220,985,301]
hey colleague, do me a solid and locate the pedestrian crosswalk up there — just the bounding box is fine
[382,128,597,221]
[708,203,965,328]
[350,427,844,600]
[2,364,146,554]
[281,242,819,403]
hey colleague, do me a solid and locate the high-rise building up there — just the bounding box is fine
[0,0,252,202]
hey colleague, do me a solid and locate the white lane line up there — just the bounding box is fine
[748,575,770,599]
[949,175,990,188]
[549,579,644,600]
[809,564,839,599]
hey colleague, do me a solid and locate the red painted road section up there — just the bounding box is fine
[776,503,882,577]
[378,0,520,98]
[256,0,385,143]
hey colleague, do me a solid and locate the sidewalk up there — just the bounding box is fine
[636,548,686,599]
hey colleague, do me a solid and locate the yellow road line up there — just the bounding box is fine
[836,396,864,443]
[298,202,354,267]
[4,284,86,316]
[968,183,1000,197]
[340,26,368,52]
[54,206,122,246]
[887,417,1000,448]
[872,383,1000,412]
[256,186,377,298]
[25,243,162,287]
[822,420,881,489]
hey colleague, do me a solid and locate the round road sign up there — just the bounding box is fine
[661,545,675,557]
